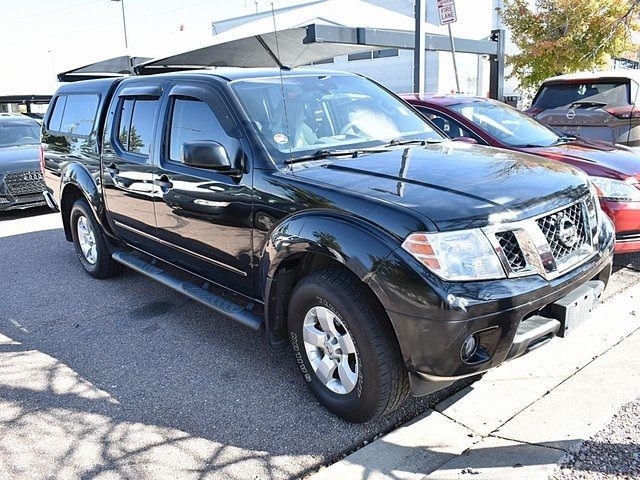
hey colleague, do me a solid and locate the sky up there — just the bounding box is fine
[0,0,310,95]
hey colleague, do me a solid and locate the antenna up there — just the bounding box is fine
[271,2,294,173]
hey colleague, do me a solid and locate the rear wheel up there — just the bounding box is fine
[288,269,409,423]
[69,198,120,279]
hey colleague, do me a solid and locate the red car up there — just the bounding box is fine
[402,94,640,254]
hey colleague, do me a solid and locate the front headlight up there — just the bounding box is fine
[590,177,640,202]
[402,229,505,281]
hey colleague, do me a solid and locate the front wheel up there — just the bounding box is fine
[69,198,120,279]
[288,269,409,423]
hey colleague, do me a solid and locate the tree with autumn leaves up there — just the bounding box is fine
[500,0,640,94]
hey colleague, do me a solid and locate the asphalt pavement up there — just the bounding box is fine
[0,207,638,480]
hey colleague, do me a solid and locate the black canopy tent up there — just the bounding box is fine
[57,55,152,82]
[133,25,378,74]
[133,23,504,99]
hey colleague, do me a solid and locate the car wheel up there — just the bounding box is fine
[70,198,120,279]
[288,269,409,423]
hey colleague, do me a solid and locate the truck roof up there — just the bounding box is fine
[54,67,354,94]
[157,67,353,81]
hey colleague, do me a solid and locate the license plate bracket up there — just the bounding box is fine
[546,280,604,338]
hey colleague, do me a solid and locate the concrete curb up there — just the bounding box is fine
[310,282,640,480]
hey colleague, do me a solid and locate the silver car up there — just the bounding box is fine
[527,70,640,146]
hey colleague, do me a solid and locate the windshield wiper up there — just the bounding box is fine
[553,134,578,145]
[285,147,387,164]
[385,138,441,147]
[569,100,607,108]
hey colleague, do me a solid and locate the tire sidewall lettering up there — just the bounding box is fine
[308,295,364,398]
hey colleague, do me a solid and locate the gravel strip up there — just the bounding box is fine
[552,398,640,480]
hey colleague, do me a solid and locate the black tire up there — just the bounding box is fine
[287,268,409,423]
[69,198,120,279]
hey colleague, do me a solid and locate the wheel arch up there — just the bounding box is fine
[59,163,105,242]
[259,211,400,345]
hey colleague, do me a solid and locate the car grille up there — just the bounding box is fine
[496,231,527,272]
[487,198,595,280]
[536,202,587,261]
[5,171,46,196]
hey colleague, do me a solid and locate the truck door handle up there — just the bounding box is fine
[106,163,119,175]
[154,175,173,189]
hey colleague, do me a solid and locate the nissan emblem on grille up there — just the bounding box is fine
[557,214,578,248]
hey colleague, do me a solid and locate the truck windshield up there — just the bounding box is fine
[231,74,444,163]
[448,99,560,148]
[0,122,40,148]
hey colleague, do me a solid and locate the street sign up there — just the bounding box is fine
[437,0,457,25]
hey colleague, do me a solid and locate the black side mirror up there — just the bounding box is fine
[182,141,238,172]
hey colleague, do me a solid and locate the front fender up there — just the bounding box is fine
[259,210,401,288]
[259,211,404,343]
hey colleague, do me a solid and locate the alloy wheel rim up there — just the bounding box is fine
[77,215,97,265]
[302,306,359,395]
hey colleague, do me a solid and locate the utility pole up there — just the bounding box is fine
[111,0,129,50]
[413,0,426,94]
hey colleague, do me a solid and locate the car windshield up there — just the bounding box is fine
[231,74,444,163]
[448,100,560,148]
[0,122,40,148]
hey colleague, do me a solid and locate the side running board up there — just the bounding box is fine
[112,251,263,331]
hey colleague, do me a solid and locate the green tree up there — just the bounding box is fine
[499,0,640,94]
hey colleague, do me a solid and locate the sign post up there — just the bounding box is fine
[437,0,460,93]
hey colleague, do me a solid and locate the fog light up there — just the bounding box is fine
[461,334,478,362]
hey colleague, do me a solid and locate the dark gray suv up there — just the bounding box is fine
[0,114,48,211]
[527,71,640,147]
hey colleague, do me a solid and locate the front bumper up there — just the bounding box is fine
[0,191,47,211]
[368,214,615,395]
[0,170,50,212]
[600,199,640,254]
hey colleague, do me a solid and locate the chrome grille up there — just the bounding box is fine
[536,203,587,260]
[496,231,526,272]
[5,171,46,196]
[486,197,595,280]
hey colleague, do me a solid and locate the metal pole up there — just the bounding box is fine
[413,0,426,94]
[448,23,460,93]
[119,0,129,50]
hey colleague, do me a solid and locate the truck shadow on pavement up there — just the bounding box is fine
[0,223,473,479]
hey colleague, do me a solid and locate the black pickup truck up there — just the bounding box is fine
[42,69,614,422]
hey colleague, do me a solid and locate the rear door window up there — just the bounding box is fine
[59,94,99,136]
[533,81,630,108]
[116,98,159,156]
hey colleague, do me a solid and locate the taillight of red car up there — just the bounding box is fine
[525,107,544,117]
[604,105,640,119]
[39,143,45,176]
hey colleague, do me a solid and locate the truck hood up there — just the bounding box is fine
[290,143,590,231]
[0,145,40,174]
[520,138,640,180]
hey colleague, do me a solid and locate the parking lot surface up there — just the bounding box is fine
[1,207,639,480]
